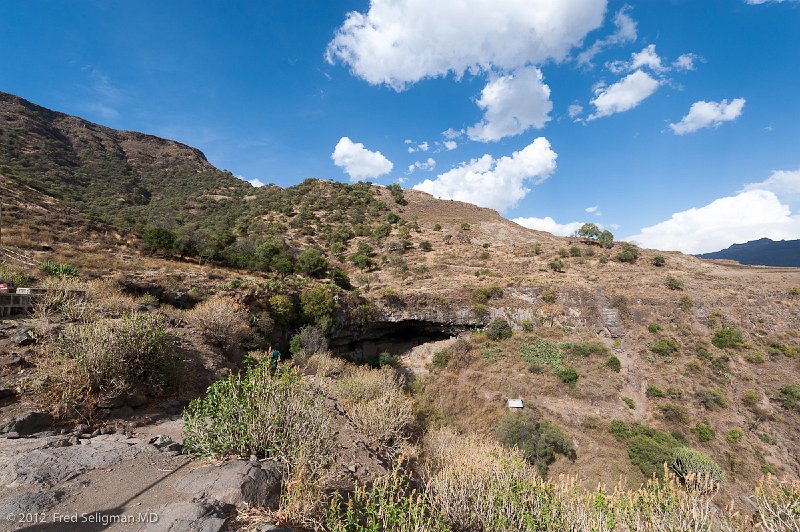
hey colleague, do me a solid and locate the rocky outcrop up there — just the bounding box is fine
[175,460,282,509]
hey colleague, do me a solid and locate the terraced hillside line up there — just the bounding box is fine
[595,286,647,422]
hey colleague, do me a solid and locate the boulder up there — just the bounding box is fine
[146,501,230,532]
[176,460,281,509]
[0,411,52,436]
[14,329,36,346]
[0,387,15,400]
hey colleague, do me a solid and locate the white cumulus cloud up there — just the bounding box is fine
[669,98,745,135]
[331,137,394,181]
[587,70,660,120]
[443,140,458,151]
[673,53,700,71]
[627,189,800,254]
[408,158,436,173]
[413,137,557,212]
[467,66,553,142]
[326,0,607,89]
[741,169,800,198]
[513,216,585,236]
[577,6,638,66]
[629,44,666,72]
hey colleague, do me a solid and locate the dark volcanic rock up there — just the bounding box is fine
[175,460,281,509]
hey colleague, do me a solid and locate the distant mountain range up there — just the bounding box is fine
[696,238,800,266]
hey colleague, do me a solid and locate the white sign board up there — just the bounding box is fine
[507,399,524,409]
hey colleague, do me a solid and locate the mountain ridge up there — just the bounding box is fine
[697,237,800,267]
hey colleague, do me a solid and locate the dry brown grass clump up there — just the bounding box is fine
[185,296,250,351]
[331,365,413,452]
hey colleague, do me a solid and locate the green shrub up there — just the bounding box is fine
[670,447,725,487]
[665,275,684,290]
[493,414,576,476]
[726,429,742,444]
[182,363,336,483]
[678,296,693,312]
[615,242,640,263]
[556,366,579,386]
[430,350,450,369]
[787,287,798,296]
[433,223,442,231]
[622,396,636,409]
[420,240,433,251]
[532,243,542,254]
[377,351,399,368]
[691,422,715,442]
[778,384,800,410]
[647,323,661,334]
[297,246,328,277]
[569,246,581,257]
[745,352,765,363]
[649,337,679,356]
[548,259,564,272]
[472,304,489,322]
[606,355,621,372]
[627,428,682,478]
[485,318,513,341]
[38,260,79,278]
[609,419,633,440]
[712,327,744,349]
[325,461,446,531]
[0,264,31,287]
[473,284,503,303]
[521,319,534,332]
[758,433,777,445]
[558,248,569,258]
[576,223,601,242]
[386,184,407,205]
[561,341,608,357]
[460,222,471,231]
[300,285,336,328]
[696,387,727,410]
[598,230,615,248]
[541,289,557,303]
[743,390,760,409]
[142,227,177,256]
[651,255,666,267]
[646,385,666,398]
[666,387,684,399]
[268,294,294,322]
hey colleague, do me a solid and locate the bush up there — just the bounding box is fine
[569,246,582,257]
[289,325,328,364]
[430,350,450,369]
[548,259,564,272]
[627,428,682,478]
[622,396,636,409]
[493,414,576,476]
[647,323,661,333]
[670,447,725,488]
[142,227,177,256]
[433,223,442,231]
[187,297,250,351]
[778,384,800,410]
[332,367,413,450]
[268,294,293,322]
[558,248,569,258]
[562,341,608,357]
[541,289,557,303]
[598,230,614,248]
[300,285,336,328]
[471,304,489,322]
[727,429,742,444]
[606,355,621,372]
[745,352,765,363]
[460,222,471,230]
[521,319,534,332]
[473,284,503,303]
[297,246,328,277]
[696,387,727,410]
[420,240,433,251]
[646,385,666,398]
[743,390,760,409]
[557,366,579,386]
[659,403,690,424]
[649,337,679,356]
[651,255,666,267]
[182,363,336,506]
[485,318,513,341]
[48,314,179,407]
[38,260,79,278]
[520,339,577,386]
[691,422,715,442]
[615,242,639,263]
[665,275,683,290]
[330,267,351,289]
[712,327,744,349]
[576,222,601,242]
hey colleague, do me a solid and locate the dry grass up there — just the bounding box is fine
[185,296,250,352]
[331,365,414,452]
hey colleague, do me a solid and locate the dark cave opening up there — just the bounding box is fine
[328,319,473,362]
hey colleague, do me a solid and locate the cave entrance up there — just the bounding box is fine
[329,319,472,362]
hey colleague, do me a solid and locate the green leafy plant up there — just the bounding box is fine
[485,318,513,341]
[493,414,576,476]
[651,255,666,267]
[691,422,715,442]
[712,327,744,349]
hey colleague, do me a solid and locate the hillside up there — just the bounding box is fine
[698,237,800,267]
[1,95,799,530]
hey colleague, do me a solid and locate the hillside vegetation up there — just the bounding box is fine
[1,94,799,530]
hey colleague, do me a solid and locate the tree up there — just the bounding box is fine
[598,230,614,249]
[142,227,177,256]
[297,246,328,277]
[576,223,601,242]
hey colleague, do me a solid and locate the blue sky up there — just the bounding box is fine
[1,0,799,253]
